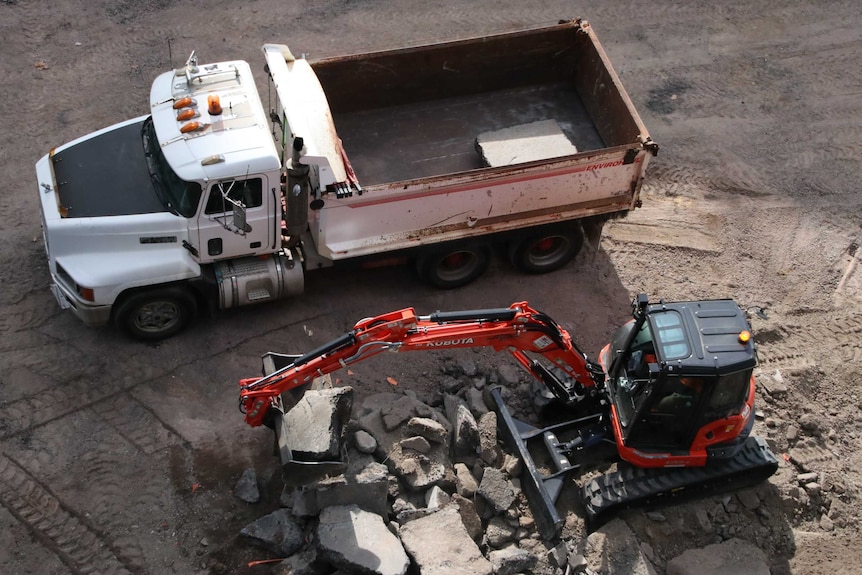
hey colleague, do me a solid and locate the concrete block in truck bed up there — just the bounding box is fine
[476,119,578,167]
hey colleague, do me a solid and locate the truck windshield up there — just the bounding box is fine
[142,117,202,217]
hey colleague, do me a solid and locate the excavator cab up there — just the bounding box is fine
[605,296,757,464]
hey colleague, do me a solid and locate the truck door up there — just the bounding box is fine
[197,176,273,262]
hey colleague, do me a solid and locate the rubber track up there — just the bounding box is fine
[582,436,778,529]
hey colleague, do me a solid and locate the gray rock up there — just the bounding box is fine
[737,488,760,510]
[489,545,537,575]
[666,537,768,575]
[477,468,516,513]
[354,430,378,454]
[317,505,409,575]
[399,506,493,575]
[798,413,820,435]
[291,461,389,517]
[444,395,481,459]
[502,454,522,478]
[401,435,431,454]
[407,417,449,445]
[454,463,479,497]
[797,471,819,484]
[486,516,517,548]
[496,364,522,386]
[358,395,452,491]
[284,386,354,461]
[458,356,479,377]
[239,509,304,556]
[465,387,489,417]
[425,485,451,510]
[382,395,429,430]
[451,494,483,541]
[274,546,329,575]
[234,468,260,503]
[759,369,788,397]
[477,411,500,466]
[580,519,657,575]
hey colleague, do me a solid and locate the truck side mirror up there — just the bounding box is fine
[233,203,252,232]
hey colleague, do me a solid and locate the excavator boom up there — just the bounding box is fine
[239,301,604,427]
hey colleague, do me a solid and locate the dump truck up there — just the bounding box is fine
[35,19,657,339]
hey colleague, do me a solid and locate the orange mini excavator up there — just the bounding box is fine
[238,294,778,537]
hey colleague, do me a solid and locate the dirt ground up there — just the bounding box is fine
[1,1,860,574]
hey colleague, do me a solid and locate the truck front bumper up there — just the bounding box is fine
[50,282,112,327]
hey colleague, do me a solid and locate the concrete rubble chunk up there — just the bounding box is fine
[274,546,329,575]
[496,364,522,386]
[317,504,410,575]
[477,467,516,513]
[451,493,484,541]
[455,462,479,497]
[292,460,390,517]
[477,411,500,465]
[354,429,378,454]
[477,119,578,167]
[234,468,260,503]
[401,435,431,454]
[239,508,304,557]
[407,416,449,445]
[382,395,432,430]
[488,545,538,575]
[398,505,493,575]
[359,394,452,491]
[666,537,769,575]
[284,386,354,461]
[425,485,451,510]
[485,516,517,548]
[580,518,657,575]
[444,394,481,459]
[465,387,489,418]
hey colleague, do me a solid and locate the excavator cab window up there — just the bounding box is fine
[627,373,708,451]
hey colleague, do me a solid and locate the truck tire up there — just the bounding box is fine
[509,226,583,274]
[416,244,491,289]
[114,287,197,340]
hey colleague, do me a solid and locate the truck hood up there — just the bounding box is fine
[51,118,167,218]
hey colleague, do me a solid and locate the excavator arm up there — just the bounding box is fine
[239,301,606,427]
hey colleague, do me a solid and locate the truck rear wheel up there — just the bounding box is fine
[417,244,491,289]
[509,227,583,274]
[114,287,197,340]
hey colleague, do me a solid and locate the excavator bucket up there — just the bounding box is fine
[263,353,350,487]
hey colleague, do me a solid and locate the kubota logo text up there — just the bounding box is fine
[421,338,475,347]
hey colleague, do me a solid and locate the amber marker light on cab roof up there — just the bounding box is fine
[173,97,195,109]
[738,330,752,344]
[207,94,223,115]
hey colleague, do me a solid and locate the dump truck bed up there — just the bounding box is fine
[311,19,646,185]
[333,82,604,184]
[264,20,655,261]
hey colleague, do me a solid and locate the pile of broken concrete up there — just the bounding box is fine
[232,364,770,575]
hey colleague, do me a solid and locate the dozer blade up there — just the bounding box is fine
[581,435,779,529]
[489,386,618,540]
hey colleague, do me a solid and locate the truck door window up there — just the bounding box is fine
[205,178,263,215]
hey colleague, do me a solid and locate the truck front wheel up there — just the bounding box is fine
[417,244,490,289]
[509,227,583,274]
[114,287,197,340]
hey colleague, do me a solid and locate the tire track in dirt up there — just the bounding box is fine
[0,453,136,575]
[90,392,186,455]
